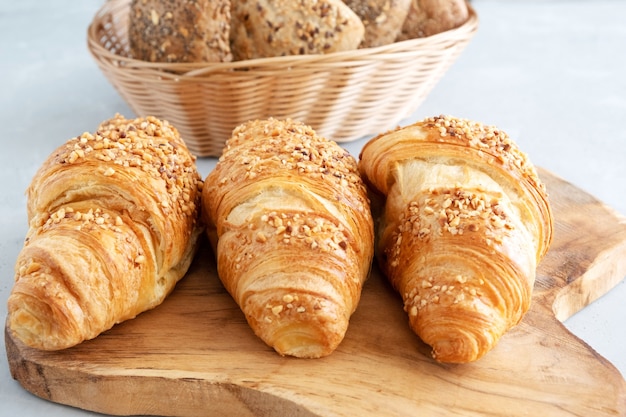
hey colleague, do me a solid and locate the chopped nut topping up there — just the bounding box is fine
[385,185,514,273]
[54,115,202,223]
[254,210,349,254]
[422,115,546,194]
[210,118,369,219]
[29,114,202,285]
[255,231,267,243]
[204,119,372,323]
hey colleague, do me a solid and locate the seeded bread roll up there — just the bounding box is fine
[397,0,468,40]
[342,0,411,48]
[203,118,374,358]
[7,115,204,350]
[358,115,553,363]
[230,0,365,60]
[128,0,232,63]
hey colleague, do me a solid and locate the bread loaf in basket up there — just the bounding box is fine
[87,0,478,157]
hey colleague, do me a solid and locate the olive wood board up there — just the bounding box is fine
[6,168,626,417]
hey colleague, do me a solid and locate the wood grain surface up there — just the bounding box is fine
[6,169,626,416]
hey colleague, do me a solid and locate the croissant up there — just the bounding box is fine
[202,118,374,358]
[358,115,553,363]
[7,115,203,350]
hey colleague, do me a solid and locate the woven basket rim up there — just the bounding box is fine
[87,0,478,78]
[86,0,479,156]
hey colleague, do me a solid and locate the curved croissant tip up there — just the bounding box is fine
[270,324,339,359]
[8,307,47,349]
[8,298,80,351]
[429,331,485,364]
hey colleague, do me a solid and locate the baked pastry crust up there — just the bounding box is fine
[7,115,204,350]
[358,115,553,363]
[203,118,374,358]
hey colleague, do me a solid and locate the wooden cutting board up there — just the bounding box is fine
[6,169,626,417]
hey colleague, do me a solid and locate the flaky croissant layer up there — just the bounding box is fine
[203,118,374,358]
[8,115,204,350]
[359,115,553,363]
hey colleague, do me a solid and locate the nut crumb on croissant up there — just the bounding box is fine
[203,118,374,358]
[8,114,203,351]
[358,115,553,363]
[422,115,546,194]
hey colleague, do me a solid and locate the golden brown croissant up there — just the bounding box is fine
[7,115,203,350]
[202,118,374,358]
[358,115,553,363]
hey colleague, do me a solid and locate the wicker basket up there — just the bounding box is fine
[87,0,478,157]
